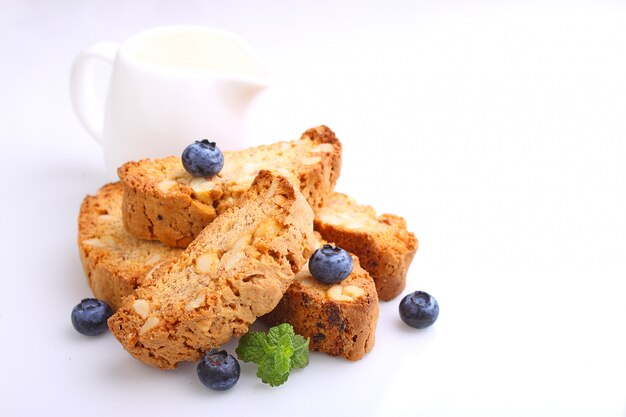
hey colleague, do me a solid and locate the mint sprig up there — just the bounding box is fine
[236,323,309,387]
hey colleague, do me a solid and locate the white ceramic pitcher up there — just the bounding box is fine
[70,25,270,178]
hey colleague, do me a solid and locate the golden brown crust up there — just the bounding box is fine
[119,125,342,247]
[108,171,316,369]
[262,249,378,361]
[314,193,418,301]
[77,183,181,310]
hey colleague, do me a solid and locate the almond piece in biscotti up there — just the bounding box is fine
[108,171,316,369]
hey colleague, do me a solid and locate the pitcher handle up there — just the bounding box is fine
[69,41,119,144]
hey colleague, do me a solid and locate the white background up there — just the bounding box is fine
[1,1,625,416]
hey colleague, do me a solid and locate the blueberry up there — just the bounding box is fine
[182,140,224,177]
[309,244,353,284]
[197,349,240,391]
[71,298,113,336]
[399,291,439,329]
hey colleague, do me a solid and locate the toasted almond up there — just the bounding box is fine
[145,253,161,266]
[196,252,219,274]
[327,285,353,301]
[301,156,322,166]
[253,218,282,239]
[133,299,150,319]
[82,238,105,247]
[189,178,218,204]
[97,214,117,222]
[157,179,177,194]
[311,143,335,153]
[185,292,205,311]
[139,317,159,335]
[342,285,365,299]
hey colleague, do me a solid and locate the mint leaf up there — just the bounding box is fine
[257,355,289,387]
[273,334,293,375]
[236,331,268,363]
[267,323,295,345]
[236,323,310,387]
[291,334,309,369]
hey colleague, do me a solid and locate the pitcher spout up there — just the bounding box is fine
[187,26,270,111]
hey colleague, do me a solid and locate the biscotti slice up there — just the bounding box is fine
[315,192,418,301]
[109,171,316,369]
[262,235,379,361]
[119,125,341,248]
[78,182,181,310]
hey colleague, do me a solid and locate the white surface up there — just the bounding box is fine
[1,1,625,416]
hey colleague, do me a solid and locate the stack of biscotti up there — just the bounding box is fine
[78,125,416,369]
[79,182,378,364]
